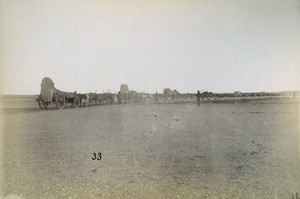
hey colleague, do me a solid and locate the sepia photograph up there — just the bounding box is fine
[0,0,299,198]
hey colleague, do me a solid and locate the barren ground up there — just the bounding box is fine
[0,99,299,199]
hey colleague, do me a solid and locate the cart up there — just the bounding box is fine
[36,91,81,110]
[36,77,81,110]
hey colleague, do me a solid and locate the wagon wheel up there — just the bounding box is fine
[37,95,48,110]
[73,96,80,108]
[56,93,65,109]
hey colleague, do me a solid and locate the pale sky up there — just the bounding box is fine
[0,0,299,94]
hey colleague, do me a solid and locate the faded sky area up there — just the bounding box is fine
[0,0,299,94]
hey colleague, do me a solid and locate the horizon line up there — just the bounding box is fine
[1,90,300,96]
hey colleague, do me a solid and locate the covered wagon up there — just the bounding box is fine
[36,77,81,109]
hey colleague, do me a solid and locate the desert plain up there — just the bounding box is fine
[0,98,299,199]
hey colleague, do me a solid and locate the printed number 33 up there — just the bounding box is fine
[92,153,102,160]
[292,193,299,199]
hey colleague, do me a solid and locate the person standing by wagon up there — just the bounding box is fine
[196,90,201,106]
[117,91,122,104]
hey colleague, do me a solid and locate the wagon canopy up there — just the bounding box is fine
[120,84,129,94]
[163,88,171,95]
[40,77,57,103]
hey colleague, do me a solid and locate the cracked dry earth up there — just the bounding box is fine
[0,100,299,199]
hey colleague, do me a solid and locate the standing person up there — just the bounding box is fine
[117,91,122,104]
[196,90,201,106]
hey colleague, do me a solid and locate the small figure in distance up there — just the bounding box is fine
[117,91,122,104]
[196,90,201,107]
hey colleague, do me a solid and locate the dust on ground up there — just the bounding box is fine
[0,99,299,199]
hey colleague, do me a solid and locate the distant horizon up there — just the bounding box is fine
[1,89,299,96]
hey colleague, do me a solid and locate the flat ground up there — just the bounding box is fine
[0,99,299,199]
